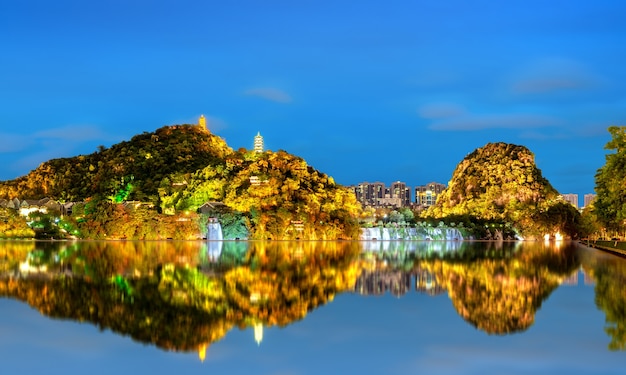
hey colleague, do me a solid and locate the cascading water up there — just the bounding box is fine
[359,226,463,241]
[206,220,224,261]
[207,221,223,241]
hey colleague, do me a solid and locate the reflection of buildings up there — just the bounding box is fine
[560,268,595,286]
[415,269,446,296]
[355,266,597,298]
[354,268,445,297]
[354,270,411,297]
[561,271,578,285]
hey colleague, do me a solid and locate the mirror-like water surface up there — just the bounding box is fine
[1,240,624,374]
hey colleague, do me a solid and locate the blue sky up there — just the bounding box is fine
[2,0,625,200]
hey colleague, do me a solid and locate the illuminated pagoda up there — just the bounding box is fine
[198,114,208,131]
[254,132,264,153]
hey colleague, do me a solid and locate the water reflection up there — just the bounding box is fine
[0,240,361,358]
[0,240,624,355]
[578,246,626,350]
[357,241,583,334]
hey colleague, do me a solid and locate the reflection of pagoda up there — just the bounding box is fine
[198,343,208,362]
[254,322,263,345]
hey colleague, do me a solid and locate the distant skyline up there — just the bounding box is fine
[2,1,626,198]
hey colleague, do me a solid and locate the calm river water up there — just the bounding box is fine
[1,240,624,374]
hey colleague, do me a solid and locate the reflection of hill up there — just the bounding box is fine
[0,240,591,352]
[0,240,360,353]
[357,241,580,335]
[425,241,580,334]
[0,276,233,351]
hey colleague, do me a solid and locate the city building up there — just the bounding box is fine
[561,193,579,209]
[390,181,411,207]
[414,182,446,209]
[584,193,597,208]
[254,132,264,153]
[351,182,386,207]
[351,181,412,208]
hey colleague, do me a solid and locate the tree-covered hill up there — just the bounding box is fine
[0,124,233,202]
[160,149,362,240]
[425,142,581,239]
[0,123,361,240]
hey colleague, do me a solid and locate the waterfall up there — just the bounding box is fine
[359,226,463,241]
[207,220,223,241]
[206,219,224,261]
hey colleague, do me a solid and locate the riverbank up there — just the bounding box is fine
[580,239,626,258]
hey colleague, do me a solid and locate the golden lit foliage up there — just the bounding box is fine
[0,125,233,202]
[0,208,35,239]
[161,149,362,239]
[420,241,578,334]
[425,142,581,238]
[0,240,361,352]
[0,124,361,240]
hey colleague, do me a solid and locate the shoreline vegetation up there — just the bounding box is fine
[1,125,625,242]
[581,240,626,258]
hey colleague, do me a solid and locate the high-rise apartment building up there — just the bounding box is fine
[352,182,385,207]
[561,193,579,209]
[352,181,410,208]
[583,193,597,208]
[390,181,411,207]
[415,182,446,208]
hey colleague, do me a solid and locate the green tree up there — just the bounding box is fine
[595,126,626,232]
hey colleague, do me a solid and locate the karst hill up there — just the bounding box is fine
[0,124,233,202]
[0,123,361,240]
[425,142,581,239]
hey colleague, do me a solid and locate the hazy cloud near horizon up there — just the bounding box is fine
[417,103,466,119]
[33,125,112,142]
[244,88,293,103]
[427,113,561,131]
[509,58,600,94]
[0,133,34,153]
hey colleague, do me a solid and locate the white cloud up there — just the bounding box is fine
[513,77,592,94]
[428,113,560,131]
[203,115,227,132]
[417,103,466,119]
[33,124,109,142]
[510,58,599,94]
[518,131,569,140]
[244,87,293,103]
[0,133,32,152]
